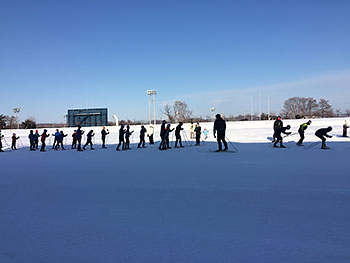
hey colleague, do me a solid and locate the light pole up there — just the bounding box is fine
[147,90,157,125]
[210,107,215,121]
[13,108,20,129]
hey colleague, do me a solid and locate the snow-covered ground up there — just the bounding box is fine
[1,118,350,263]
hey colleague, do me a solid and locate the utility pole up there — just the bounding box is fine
[13,108,20,129]
[147,90,157,125]
[250,97,253,121]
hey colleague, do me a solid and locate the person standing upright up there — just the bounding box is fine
[148,125,154,144]
[137,125,147,148]
[190,121,194,139]
[11,133,19,150]
[125,125,134,150]
[194,123,201,146]
[77,125,84,152]
[272,116,283,143]
[116,124,126,151]
[34,130,40,150]
[343,120,349,137]
[213,114,228,152]
[101,126,109,149]
[40,129,50,152]
[175,122,184,148]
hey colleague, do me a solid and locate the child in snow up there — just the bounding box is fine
[148,125,154,144]
[190,121,194,139]
[11,133,19,150]
[125,125,134,150]
[272,116,283,143]
[194,123,201,146]
[315,127,332,149]
[28,130,36,151]
[273,125,291,148]
[343,121,349,137]
[40,129,50,152]
[116,124,126,151]
[137,125,147,148]
[55,131,67,150]
[175,122,184,148]
[297,120,312,146]
[203,129,209,140]
[101,126,109,149]
[72,130,77,149]
[34,130,40,150]
[83,130,95,150]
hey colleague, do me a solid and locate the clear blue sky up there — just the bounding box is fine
[1,0,349,122]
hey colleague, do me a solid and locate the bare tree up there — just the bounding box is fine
[317,99,334,118]
[173,101,192,122]
[345,109,350,117]
[335,109,341,117]
[281,97,319,119]
[161,104,175,123]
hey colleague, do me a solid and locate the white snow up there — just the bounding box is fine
[0,118,350,263]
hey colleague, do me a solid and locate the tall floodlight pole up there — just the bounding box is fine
[210,107,215,121]
[267,96,270,120]
[250,97,253,121]
[147,90,157,125]
[13,108,20,129]
[259,93,262,120]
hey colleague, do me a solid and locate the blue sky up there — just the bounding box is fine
[0,0,349,122]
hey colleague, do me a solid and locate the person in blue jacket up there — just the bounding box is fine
[137,125,147,148]
[28,130,36,151]
[55,131,67,150]
[34,130,40,150]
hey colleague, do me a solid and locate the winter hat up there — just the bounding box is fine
[286,125,291,129]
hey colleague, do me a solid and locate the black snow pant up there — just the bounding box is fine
[102,136,106,148]
[30,140,36,151]
[195,134,200,145]
[55,141,65,150]
[217,134,228,151]
[166,136,170,148]
[34,139,39,149]
[77,138,82,151]
[138,137,146,148]
[41,142,46,151]
[72,139,77,149]
[126,138,130,149]
[343,128,348,137]
[0,140,3,151]
[175,135,182,148]
[117,138,125,151]
[83,140,93,150]
[149,134,154,144]
[52,139,57,149]
[316,134,326,148]
[273,134,284,147]
[297,130,305,145]
[159,136,167,150]
[11,142,16,150]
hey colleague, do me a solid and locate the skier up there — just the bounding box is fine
[174,122,184,148]
[83,130,95,150]
[137,125,147,148]
[55,131,67,150]
[53,130,61,150]
[190,121,194,139]
[125,125,134,150]
[71,130,77,149]
[77,125,84,152]
[28,130,36,151]
[159,120,167,150]
[147,125,154,144]
[213,114,228,152]
[52,129,59,149]
[0,130,4,152]
[34,130,40,150]
[116,124,126,151]
[165,123,174,149]
[272,116,283,143]
[194,123,201,146]
[101,126,109,149]
[297,120,312,146]
[203,128,209,140]
[343,120,349,137]
[273,125,291,148]
[315,126,333,149]
[40,129,50,152]
[11,133,19,150]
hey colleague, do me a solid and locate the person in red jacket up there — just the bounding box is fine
[11,133,20,150]
[40,129,50,152]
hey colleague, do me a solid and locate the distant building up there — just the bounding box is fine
[67,108,108,127]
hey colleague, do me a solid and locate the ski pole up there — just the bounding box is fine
[19,137,24,148]
[225,136,239,153]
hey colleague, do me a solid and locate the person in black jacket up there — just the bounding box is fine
[213,114,228,152]
[174,122,184,148]
[297,120,312,146]
[34,130,40,150]
[272,116,283,143]
[159,120,167,150]
[76,125,84,152]
[137,125,147,148]
[101,126,109,149]
[194,123,201,146]
[315,126,332,149]
[72,130,77,149]
[40,129,50,152]
[83,130,95,150]
[116,124,126,151]
[343,121,349,137]
[165,123,174,149]
[125,125,134,150]
[273,125,291,148]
